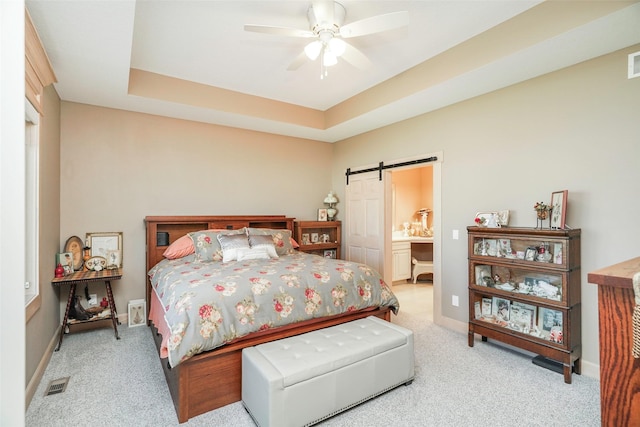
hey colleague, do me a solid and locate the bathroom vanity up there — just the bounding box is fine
[392,236,433,282]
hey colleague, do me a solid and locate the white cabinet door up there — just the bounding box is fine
[392,242,411,281]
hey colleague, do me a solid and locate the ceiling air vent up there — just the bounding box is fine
[45,377,69,396]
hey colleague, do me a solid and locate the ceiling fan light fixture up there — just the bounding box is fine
[323,49,338,67]
[328,38,345,57]
[304,40,322,60]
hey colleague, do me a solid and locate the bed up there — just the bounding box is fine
[145,215,399,423]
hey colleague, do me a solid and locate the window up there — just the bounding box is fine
[25,99,40,314]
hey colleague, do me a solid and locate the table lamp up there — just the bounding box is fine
[324,191,338,221]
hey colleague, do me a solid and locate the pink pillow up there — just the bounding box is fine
[290,237,300,248]
[162,235,195,259]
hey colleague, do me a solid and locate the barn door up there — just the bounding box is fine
[345,171,390,281]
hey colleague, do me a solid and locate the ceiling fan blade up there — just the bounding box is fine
[340,42,372,70]
[287,51,309,71]
[244,24,313,38]
[340,11,409,38]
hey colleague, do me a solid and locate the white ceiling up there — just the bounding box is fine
[26,1,640,142]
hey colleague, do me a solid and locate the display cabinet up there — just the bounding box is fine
[467,226,581,383]
[294,221,341,259]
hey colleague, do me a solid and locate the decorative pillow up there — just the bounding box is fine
[189,228,245,262]
[247,228,295,256]
[248,234,279,259]
[217,233,251,263]
[290,237,300,249]
[162,234,195,259]
[236,246,271,262]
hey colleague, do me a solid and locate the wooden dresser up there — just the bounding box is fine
[588,257,640,427]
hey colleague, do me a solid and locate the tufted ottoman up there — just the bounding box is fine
[242,316,414,427]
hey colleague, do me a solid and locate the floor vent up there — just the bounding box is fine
[45,377,69,396]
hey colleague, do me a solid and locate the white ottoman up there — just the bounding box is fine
[242,316,414,427]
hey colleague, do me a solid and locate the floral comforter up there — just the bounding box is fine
[148,252,399,367]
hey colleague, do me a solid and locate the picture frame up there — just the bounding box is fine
[481,298,492,317]
[538,307,563,339]
[323,249,337,259]
[317,208,328,221]
[510,301,537,330]
[550,190,568,229]
[474,301,481,319]
[524,247,537,262]
[127,299,146,328]
[56,252,74,275]
[475,265,492,286]
[301,233,310,245]
[492,297,510,322]
[63,235,85,271]
[310,233,319,243]
[87,232,123,268]
[106,250,121,269]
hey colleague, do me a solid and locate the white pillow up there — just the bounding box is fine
[236,246,271,261]
[217,233,250,263]
[248,234,279,259]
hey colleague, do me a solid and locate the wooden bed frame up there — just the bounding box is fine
[145,215,393,423]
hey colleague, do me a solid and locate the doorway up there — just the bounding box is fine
[344,152,443,324]
[391,165,434,320]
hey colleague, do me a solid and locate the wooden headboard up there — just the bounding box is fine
[144,215,295,315]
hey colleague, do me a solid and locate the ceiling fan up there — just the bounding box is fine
[244,1,408,76]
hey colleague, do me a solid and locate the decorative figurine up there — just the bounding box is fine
[55,263,64,278]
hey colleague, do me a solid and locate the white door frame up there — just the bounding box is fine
[345,151,443,324]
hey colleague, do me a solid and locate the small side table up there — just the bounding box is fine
[51,268,123,351]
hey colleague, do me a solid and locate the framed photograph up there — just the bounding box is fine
[128,299,146,328]
[106,250,121,269]
[310,232,319,243]
[492,297,510,322]
[63,235,85,271]
[474,301,481,319]
[475,265,491,286]
[481,297,492,317]
[301,233,310,245]
[317,208,328,221]
[524,247,537,262]
[486,239,498,256]
[538,307,563,337]
[553,242,563,265]
[550,190,568,229]
[87,232,123,268]
[510,301,537,330]
[56,252,74,275]
[323,249,337,259]
[498,239,512,257]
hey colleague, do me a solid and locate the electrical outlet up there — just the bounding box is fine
[88,294,98,307]
[452,229,459,240]
[452,295,459,307]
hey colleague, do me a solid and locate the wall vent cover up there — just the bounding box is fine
[45,377,69,396]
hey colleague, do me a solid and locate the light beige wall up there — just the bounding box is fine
[332,44,640,372]
[25,84,61,383]
[59,104,334,316]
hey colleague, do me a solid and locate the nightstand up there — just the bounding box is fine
[51,268,122,350]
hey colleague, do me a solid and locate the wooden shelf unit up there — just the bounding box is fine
[467,226,582,383]
[294,221,341,259]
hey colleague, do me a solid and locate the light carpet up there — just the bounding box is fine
[26,309,600,426]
